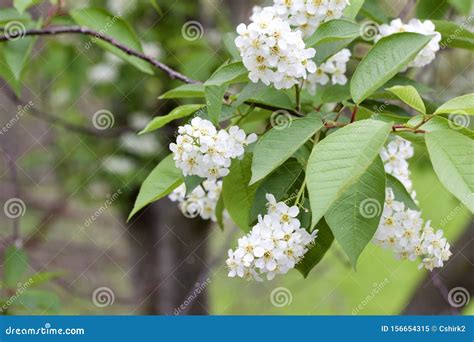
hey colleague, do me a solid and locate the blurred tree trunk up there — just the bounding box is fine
[125,196,210,315]
[402,222,474,314]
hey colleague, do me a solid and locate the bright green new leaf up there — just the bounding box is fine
[434,93,474,115]
[350,32,432,104]
[296,218,334,278]
[4,245,28,288]
[307,120,392,227]
[325,157,386,268]
[250,114,323,184]
[223,154,260,232]
[128,154,183,220]
[70,8,154,75]
[426,130,474,213]
[139,104,205,134]
[205,62,247,86]
[387,85,426,114]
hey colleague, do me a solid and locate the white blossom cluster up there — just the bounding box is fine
[304,48,351,95]
[373,188,452,271]
[235,6,317,89]
[376,19,441,69]
[380,136,416,199]
[169,180,222,222]
[273,0,351,37]
[226,194,318,281]
[169,117,257,179]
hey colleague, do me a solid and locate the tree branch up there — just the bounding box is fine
[0,26,196,84]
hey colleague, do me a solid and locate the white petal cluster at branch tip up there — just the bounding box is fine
[380,136,416,200]
[373,189,452,271]
[235,6,317,89]
[304,48,351,95]
[169,179,222,222]
[376,19,441,69]
[169,117,257,180]
[273,0,351,37]
[226,194,318,281]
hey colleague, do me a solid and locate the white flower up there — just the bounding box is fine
[272,0,351,37]
[373,187,452,271]
[168,179,223,222]
[304,49,351,95]
[235,6,316,89]
[170,118,257,179]
[88,63,118,84]
[376,18,441,69]
[226,194,317,281]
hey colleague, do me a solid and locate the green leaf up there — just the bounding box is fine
[305,19,360,64]
[248,87,294,111]
[17,289,60,311]
[307,120,392,227]
[417,0,449,19]
[184,175,205,196]
[386,174,419,210]
[425,130,474,213]
[434,93,474,115]
[434,20,474,51]
[139,104,205,134]
[223,154,260,232]
[28,271,63,287]
[4,246,28,288]
[223,32,241,60]
[325,157,385,268]
[205,84,227,125]
[215,194,225,230]
[350,32,432,104]
[13,0,41,13]
[343,0,365,19]
[232,82,266,108]
[159,84,205,99]
[296,218,334,278]
[360,0,388,23]
[250,114,323,184]
[70,8,154,75]
[250,159,303,223]
[128,154,183,220]
[205,62,247,86]
[0,8,32,24]
[448,0,472,15]
[305,19,360,47]
[387,85,426,114]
